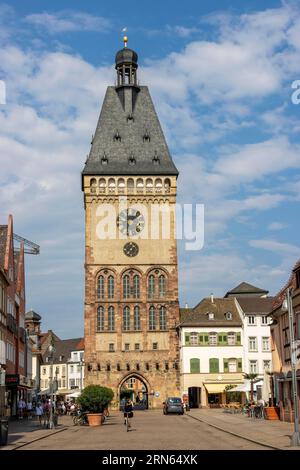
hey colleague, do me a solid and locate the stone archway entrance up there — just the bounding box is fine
[119,374,149,410]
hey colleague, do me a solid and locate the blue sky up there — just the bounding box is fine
[0,0,300,338]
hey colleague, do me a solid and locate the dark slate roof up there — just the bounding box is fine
[25,309,42,321]
[224,282,268,298]
[236,297,274,314]
[0,225,8,269]
[44,337,83,364]
[179,298,242,327]
[82,86,178,177]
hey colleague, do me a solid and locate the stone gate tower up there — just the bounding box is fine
[82,40,180,408]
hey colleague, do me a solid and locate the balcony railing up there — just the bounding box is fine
[7,313,18,335]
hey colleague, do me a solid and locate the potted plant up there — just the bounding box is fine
[264,372,280,420]
[77,385,114,426]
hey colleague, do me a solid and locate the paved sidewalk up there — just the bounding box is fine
[1,416,70,450]
[187,408,299,450]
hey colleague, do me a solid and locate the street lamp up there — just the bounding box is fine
[282,288,300,446]
[48,344,55,429]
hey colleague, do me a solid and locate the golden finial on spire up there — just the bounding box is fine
[122,27,128,47]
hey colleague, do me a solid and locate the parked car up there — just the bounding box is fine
[163,397,184,415]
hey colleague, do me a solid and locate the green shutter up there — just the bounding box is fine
[190,358,200,373]
[217,333,223,345]
[224,359,229,373]
[199,334,204,345]
[185,333,190,345]
[237,358,243,372]
[209,358,219,373]
[236,333,241,345]
[223,334,227,345]
[204,334,209,345]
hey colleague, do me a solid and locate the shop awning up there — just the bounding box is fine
[204,383,233,394]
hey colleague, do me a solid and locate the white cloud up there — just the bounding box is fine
[249,239,300,255]
[25,11,111,34]
[214,137,300,183]
[268,222,287,231]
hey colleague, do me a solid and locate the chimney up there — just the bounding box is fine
[210,293,214,303]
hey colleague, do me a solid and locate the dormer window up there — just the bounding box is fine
[153,151,160,165]
[113,130,121,141]
[101,153,108,165]
[143,130,150,142]
[127,113,134,122]
[208,312,214,320]
[59,355,63,361]
[226,312,232,320]
[128,155,136,166]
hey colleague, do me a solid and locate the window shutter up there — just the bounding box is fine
[199,334,204,345]
[190,358,200,373]
[237,358,242,372]
[209,358,219,373]
[217,333,223,345]
[185,333,190,345]
[223,359,229,373]
[204,334,209,345]
[223,333,227,345]
[236,333,241,345]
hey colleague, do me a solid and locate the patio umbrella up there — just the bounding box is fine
[261,368,271,404]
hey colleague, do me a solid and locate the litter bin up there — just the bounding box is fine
[0,418,8,446]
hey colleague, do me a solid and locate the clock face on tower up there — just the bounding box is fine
[123,242,139,257]
[117,208,145,236]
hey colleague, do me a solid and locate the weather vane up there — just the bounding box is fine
[122,27,128,47]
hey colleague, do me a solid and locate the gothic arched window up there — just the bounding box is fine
[134,306,141,331]
[123,275,130,299]
[159,275,166,297]
[97,275,104,299]
[97,306,104,331]
[148,275,155,298]
[108,275,114,299]
[123,306,130,331]
[108,306,115,331]
[159,306,167,330]
[133,275,140,299]
[149,306,156,331]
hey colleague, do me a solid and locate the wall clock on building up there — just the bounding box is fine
[123,242,139,257]
[117,208,145,236]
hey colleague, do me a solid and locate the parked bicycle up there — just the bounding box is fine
[73,411,88,426]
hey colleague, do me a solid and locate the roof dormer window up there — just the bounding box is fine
[113,130,121,141]
[128,155,136,166]
[226,312,232,320]
[143,130,150,142]
[101,153,108,165]
[208,312,214,320]
[153,151,160,165]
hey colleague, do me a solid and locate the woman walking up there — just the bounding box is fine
[36,403,44,426]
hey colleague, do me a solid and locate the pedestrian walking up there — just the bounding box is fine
[27,400,33,419]
[36,403,44,426]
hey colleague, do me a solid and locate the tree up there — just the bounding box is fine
[78,385,114,413]
[244,373,258,402]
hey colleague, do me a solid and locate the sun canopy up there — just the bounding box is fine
[204,383,233,394]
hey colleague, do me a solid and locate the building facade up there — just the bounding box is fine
[179,297,244,408]
[271,260,300,422]
[82,41,180,408]
[0,266,9,416]
[0,215,34,416]
[227,283,273,394]
[40,337,84,399]
[67,339,84,393]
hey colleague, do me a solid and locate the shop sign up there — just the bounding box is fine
[5,374,19,385]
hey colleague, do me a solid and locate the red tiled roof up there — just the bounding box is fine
[272,257,300,311]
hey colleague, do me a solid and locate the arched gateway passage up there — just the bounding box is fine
[119,373,149,410]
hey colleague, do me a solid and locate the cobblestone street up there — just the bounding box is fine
[3,409,292,450]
